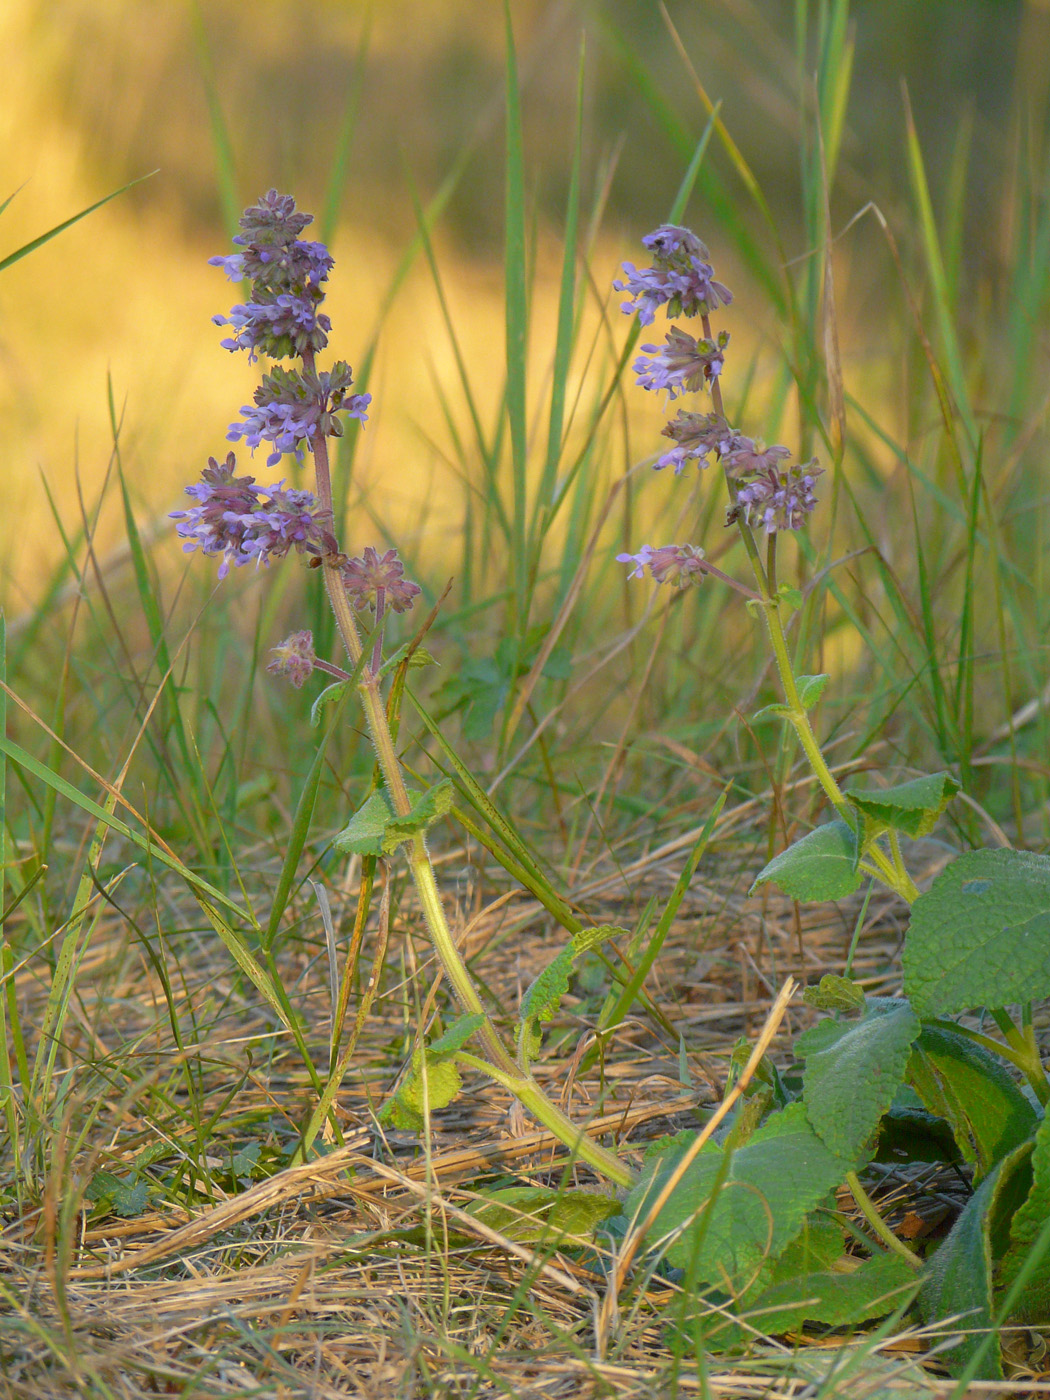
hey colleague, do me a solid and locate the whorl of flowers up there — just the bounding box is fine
[267,630,316,688]
[171,452,335,579]
[614,224,822,585]
[342,546,422,615]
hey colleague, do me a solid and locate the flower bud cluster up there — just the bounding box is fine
[614,224,822,585]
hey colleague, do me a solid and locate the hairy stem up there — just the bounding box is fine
[308,429,631,1182]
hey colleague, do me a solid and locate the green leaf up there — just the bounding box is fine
[920,1141,1034,1379]
[844,772,960,839]
[753,701,794,721]
[750,821,861,901]
[999,1111,1050,1320]
[310,679,351,728]
[378,642,438,678]
[332,781,455,857]
[903,849,1050,1016]
[518,926,626,1057]
[85,1171,150,1219]
[802,973,866,1013]
[744,1251,920,1335]
[802,1000,921,1161]
[627,1102,851,1286]
[428,1013,485,1058]
[466,1186,620,1244]
[777,585,804,611]
[383,1050,463,1132]
[906,1025,1038,1178]
[796,674,830,709]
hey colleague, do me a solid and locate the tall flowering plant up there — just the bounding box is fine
[613,224,919,903]
[174,193,632,1185]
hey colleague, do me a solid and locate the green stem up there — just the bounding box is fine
[844,1169,923,1270]
[308,429,633,1183]
[456,1052,633,1186]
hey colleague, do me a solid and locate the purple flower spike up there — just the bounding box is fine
[268,630,316,688]
[614,224,733,325]
[633,327,730,399]
[209,190,335,362]
[342,546,422,615]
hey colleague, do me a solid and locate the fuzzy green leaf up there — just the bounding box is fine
[746,1252,919,1335]
[919,1142,1035,1379]
[332,781,455,857]
[310,679,351,728]
[903,849,1050,1016]
[999,1111,1050,1320]
[844,772,960,839]
[428,1013,485,1059]
[519,926,626,1029]
[802,1000,921,1161]
[85,1171,150,1219]
[906,1025,1038,1179]
[796,673,830,710]
[753,701,793,721]
[802,973,866,1013]
[750,821,862,901]
[627,1103,851,1286]
[466,1186,621,1244]
[384,1051,463,1133]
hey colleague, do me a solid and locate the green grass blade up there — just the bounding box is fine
[0,173,156,275]
[503,0,529,639]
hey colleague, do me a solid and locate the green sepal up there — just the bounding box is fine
[332,780,455,857]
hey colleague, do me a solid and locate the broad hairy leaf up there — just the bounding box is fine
[332,780,454,857]
[844,772,960,839]
[627,1102,851,1286]
[382,1050,462,1132]
[465,1186,620,1244]
[802,999,921,1161]
[803,973,866,1013]
[903,848,1050,1016]
[517,925,627,1064]
[750,821,862,901]
[920,1140,1034,1380]
[743,1251,919,1336]
[906,1024,1038,1178]
[999,1108,1050,1319]
[428,1013,486,1058]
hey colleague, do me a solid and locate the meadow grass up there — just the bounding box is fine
[2,2,1050,1396]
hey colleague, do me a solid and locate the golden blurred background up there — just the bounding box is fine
[0,0,1045,609]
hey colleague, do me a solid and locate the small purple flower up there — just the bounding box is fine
[268,630,316,688]
[618,543,706,586]
[616,545,654,579]
[228,363,371,466]
[614,225,733,326]
[171,452,335,578]
[633,327,730,399]
[730,460,824,533]
[656,411,734,474]
[342,547,422,614]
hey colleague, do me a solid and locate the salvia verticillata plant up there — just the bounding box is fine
[174,191,634,1189]
[611,224,1050,1377]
